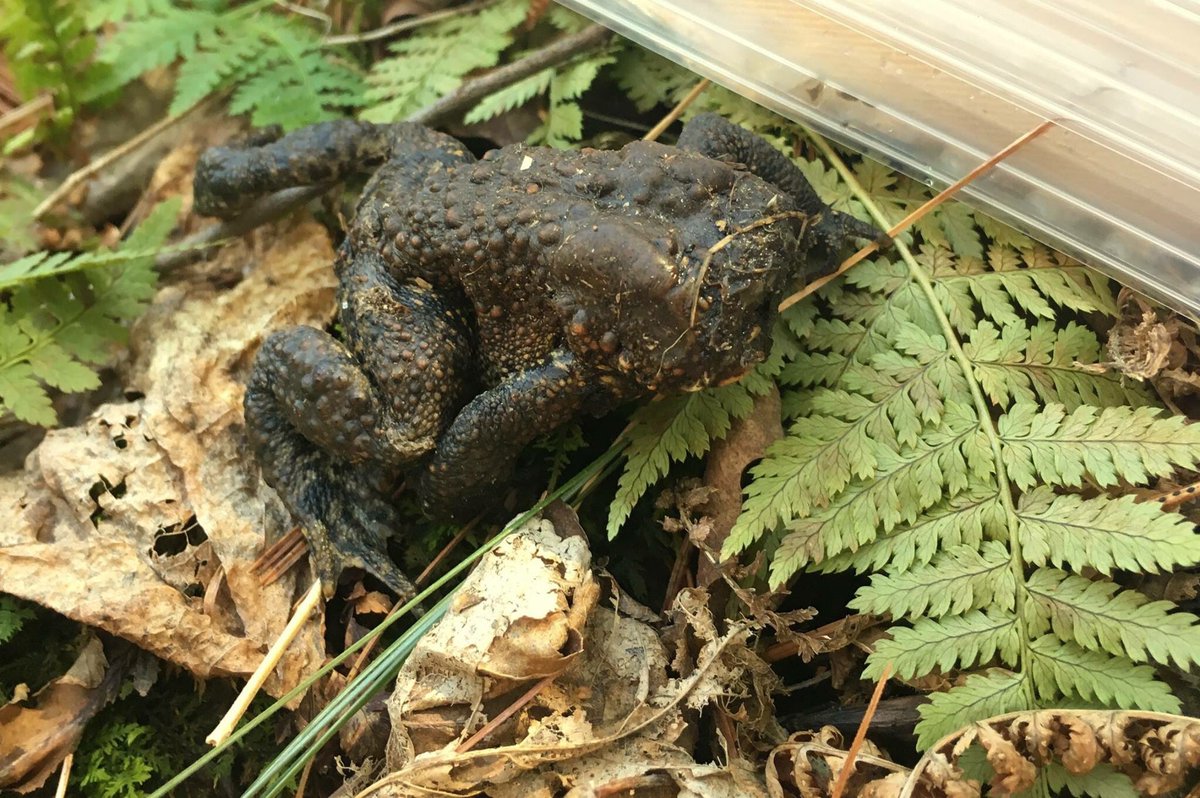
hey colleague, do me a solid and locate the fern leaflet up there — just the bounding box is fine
[361,0,526,122]
[0,199,179,425]
[0,0,110,147]
[91,1,363,129]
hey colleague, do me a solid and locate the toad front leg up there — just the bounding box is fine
[417,351,589,521]
[245,252,474,597]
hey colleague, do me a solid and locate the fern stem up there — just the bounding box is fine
[800,128,1037,707]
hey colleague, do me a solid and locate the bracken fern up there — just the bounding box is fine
[0,199,179,425]
[462,6,613,148]
[0,0,110,149]
[738,152,1200,751]
[603,60,1200,784]
[361,0,527,123]
[88,0,363,129]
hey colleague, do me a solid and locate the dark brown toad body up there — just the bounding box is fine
[194,114,881,597]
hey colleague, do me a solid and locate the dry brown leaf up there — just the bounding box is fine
[1055,713,1101,775]
[1085,289,1200,403]
[697,387,783,589]
[976,722,1036,794]
[365,519,769,798]
[385,516,599,770]
[0,637,127,792]
[887,709,1200,797]
[491,737,767,798]
[768,727,908,798]
[0,210,337,695]
[369,625,756,797]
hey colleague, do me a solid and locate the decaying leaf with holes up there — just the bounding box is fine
[0,204,337,695]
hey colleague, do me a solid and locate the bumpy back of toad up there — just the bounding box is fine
[545,139,811,394]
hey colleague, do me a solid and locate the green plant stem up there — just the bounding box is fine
[800,127,1037,708]
[148,439,626,798]
[246,594,451,798]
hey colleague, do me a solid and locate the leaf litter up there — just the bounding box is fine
[0,635,125,792]
[355,511,780,797]
[0,143,338,697]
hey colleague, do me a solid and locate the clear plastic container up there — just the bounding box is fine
[560,0,1200,317]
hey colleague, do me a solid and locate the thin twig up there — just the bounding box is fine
[1154,479,1200,509]
[295,759,314,798]
[53,753,73,798]
[33,99,213,221]
[778,119,1056,312]
[455,674,555,753]
[884,120,1055,241]
[643,78,710,142]
[829,662,892,798]
[323,0,498,46]
[207,580,323,746]
[413,515,481,587]
[251,526,309,587]
[275,0,332,34]
[0,95,52,136]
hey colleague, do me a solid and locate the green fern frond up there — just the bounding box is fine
[0,198,179,425]
[361,0,526,122]
[966,320,1151,409]
[0,247,168,291]
[0,0,110,145]
[464,68,555,126]
[83,0,172,28]
[466,49,614,148]
[1027,635,1178,711]
[0,595,35,644]
[609,47,698,113]
[92,2,363,129]
[915,671,1027,749]
[1015,488,1200,574]
[606,383,751,539]
[930,244,1116,336]
[1045,762,1140,798]
[227,35,364,129]
[816,486,1005,574]
[764,404,978,582]
[528,52,614,148]
[657,115,1200,750]
[1023,568,1200,668]
[1000,403,1200,490]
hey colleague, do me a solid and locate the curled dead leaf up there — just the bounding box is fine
[366,514,774,797]
[0,637,127,793]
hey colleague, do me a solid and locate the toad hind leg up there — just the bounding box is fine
[194,119,473,217]
[418,351,588,521]
[245,253,474,597]
[677,112,886,249]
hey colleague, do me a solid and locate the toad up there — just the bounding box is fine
[194,113,881,598]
